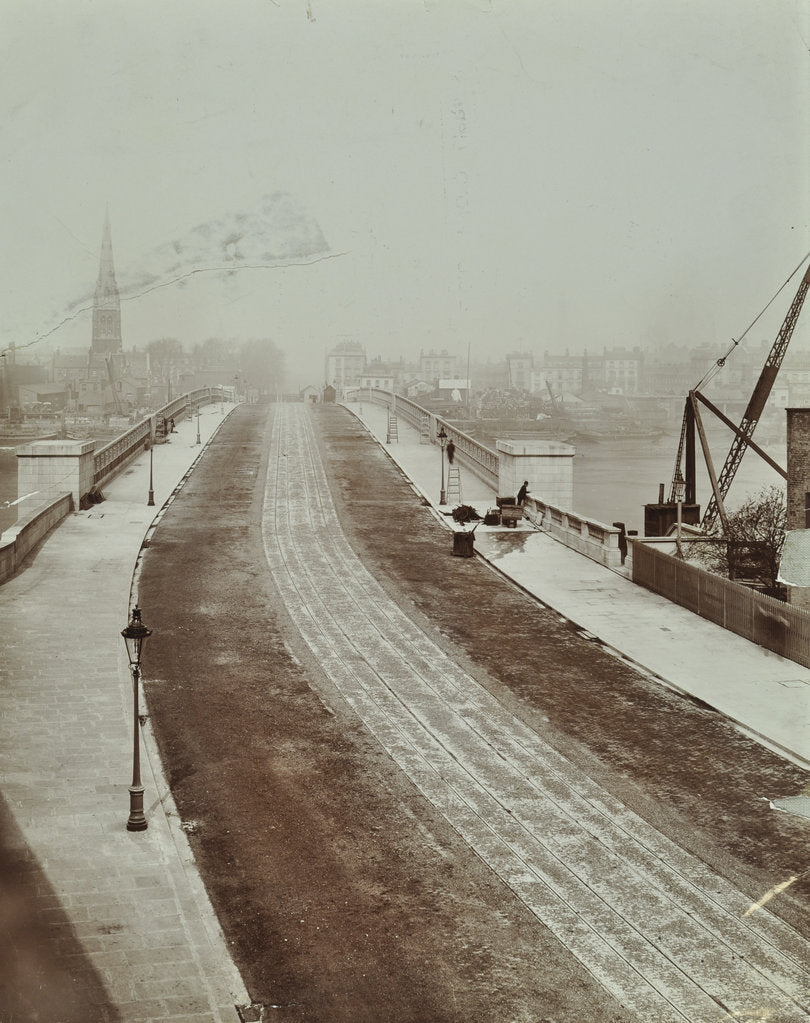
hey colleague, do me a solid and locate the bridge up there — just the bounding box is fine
[0,399,809,1021]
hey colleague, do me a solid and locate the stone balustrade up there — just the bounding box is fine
[527,498,623,569]
[363,388,624,569]
[3,388,228,583]
[17,388,227,511]
[365,389,499,488]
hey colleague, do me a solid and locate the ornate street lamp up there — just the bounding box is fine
[121,606,152,832]
[147,443,155,507]
[438,424,448,506]
[195,404,201,445]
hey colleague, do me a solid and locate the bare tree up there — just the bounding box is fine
[238,338,286,395]
[696,485,787,595]
[146,337,184,375]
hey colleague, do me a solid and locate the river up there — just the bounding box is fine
[570,430,783,532]
[0,420,785,540]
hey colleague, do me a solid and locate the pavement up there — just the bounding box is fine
[1,396,808,1022]
[0,404,252,1023]
[347,398,810,773]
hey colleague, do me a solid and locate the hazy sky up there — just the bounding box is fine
[1,0,808,386]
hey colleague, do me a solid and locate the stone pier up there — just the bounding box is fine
[16,439,96,509]
[496,438,575,507]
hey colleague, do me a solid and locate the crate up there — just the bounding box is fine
[500,504,522,528]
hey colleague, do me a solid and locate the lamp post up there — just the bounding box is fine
[673,469,686,554]
[438,424,447,505]
[147,443,155,507]
[195,404,201,445]
[121,606,152,832]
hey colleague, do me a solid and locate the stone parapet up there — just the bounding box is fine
[496,438,575,509]
[530,499,624,569]
[16,440,96,509]
[0,493,74,583]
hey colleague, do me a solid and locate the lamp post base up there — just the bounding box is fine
[147,490,155,507]
[127,785,148,831]
[440,489,447,505]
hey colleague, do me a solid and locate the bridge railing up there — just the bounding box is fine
[360,388,622,566]
[93,387,226,490]
[527,501,624,569]
[364,389,499,489]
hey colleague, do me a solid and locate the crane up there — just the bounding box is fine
[700,261,810,531]
[106,355,125,416]
[666,256,810,535]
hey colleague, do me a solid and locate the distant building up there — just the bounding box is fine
[325,341,366,396]
[602,346,644,394]
[401,377,433,398]
[360,358,400,392]
[784,350,810,406]
[537,352,584,397]
[418,349,456,384]
[0,346,48,412]
[503,351,535,390]
[17,382,69,412]
[641,344,695,396]
[506,352,533,391]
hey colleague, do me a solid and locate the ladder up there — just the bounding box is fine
[447,465,463,505]
[419,415,431,444]
[386,412,399,444]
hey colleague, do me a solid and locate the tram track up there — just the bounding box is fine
[261,404,810,1022]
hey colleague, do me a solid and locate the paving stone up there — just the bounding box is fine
[0,411,248,1022]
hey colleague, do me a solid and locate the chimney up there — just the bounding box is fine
[786,408,810,530]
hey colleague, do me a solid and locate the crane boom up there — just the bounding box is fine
[106,355,125,416]
[701,261,810,532]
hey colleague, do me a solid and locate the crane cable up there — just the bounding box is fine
[694,249,810,392]
[669,248,810,504]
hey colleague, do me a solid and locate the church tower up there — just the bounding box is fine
[91,208,122,355]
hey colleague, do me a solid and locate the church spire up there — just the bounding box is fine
[91,207,122,355]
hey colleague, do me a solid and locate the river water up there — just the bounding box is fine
[570,430,782,532]
[0,421,785,539]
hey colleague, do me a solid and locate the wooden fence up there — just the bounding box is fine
[632,540,810,668]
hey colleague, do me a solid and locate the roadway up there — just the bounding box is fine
[140,401,810,1021]
[259,403,810,1021]
[2,399,809,1021]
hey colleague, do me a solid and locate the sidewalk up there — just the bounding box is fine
[348,399,810,772]
[0,406,250,1022]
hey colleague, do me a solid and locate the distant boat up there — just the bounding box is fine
[547,406,666,443]
[0,430,60,447]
